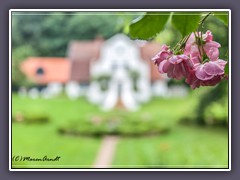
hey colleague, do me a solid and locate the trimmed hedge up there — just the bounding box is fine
[12,111,49,124]
[58,114,172,137]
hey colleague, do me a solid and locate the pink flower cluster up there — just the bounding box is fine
[152,30,227,89]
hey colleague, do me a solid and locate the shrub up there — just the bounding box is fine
[203,101,228,126]
[12,111,49,124]
[58,114,172,137]
[180,80,228,126]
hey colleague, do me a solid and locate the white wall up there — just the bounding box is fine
[88,34,152,111]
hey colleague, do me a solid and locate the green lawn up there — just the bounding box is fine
[11,92,228,168]
[12,94,102,168]
[12,123,101,168]
[112,125,228,168]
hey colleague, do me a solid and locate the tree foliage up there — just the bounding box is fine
[12,12,126,57]
[129,11,228,40]
[12,45,36,89]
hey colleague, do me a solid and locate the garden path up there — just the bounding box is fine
[92,135,119,168]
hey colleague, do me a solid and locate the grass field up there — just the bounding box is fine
[11,92,228,168]
[112,125,228,168]
[12,123,101,168]
[12,95,103,168]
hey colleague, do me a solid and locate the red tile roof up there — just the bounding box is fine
[21,57,71,84]
[67,39,103,61]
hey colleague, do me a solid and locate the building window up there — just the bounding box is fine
[36,67,44,76]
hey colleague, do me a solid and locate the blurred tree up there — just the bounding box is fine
[12,45,36,90]
[12,12,127,57]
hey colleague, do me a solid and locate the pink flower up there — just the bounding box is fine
[152,45,172,66]
[158,54,192,80]
[203,41,221,61]
[189,45,202,64]
[152,30,228,90]
[185,30,221,61]
[185,70,201,89]
[184,33,202,64]
[186,59,227,89]
[202,30,213,42]
[184,33,196,55]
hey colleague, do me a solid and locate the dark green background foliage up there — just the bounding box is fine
[12,12,124,57]
[195,80,228,126]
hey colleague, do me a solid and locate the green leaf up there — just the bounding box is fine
[129,12,170,40]
[214,12,228,25]
[172,12,201,37]
[224,62,229,75]
[224,50,229,75]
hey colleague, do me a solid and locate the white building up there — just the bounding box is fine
[22,34,179,111]
[87,34,153,111]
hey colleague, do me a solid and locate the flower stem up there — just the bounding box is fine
[173,33,191,54]
[196,12,212,63]
[172,12,212,55]
[199,12,212,26]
